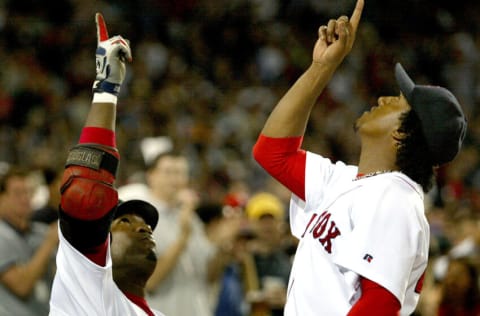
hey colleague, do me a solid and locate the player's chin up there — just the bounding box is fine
[354,111,371,132]
[144,243,157,259]
[135,238,157,259]
[143,239,157,261]
[146,249,157,262]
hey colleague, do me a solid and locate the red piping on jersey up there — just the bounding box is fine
[124,291,155,316]
[84,238,108,266]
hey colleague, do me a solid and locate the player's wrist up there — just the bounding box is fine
[93,80,121,96]
[92,92,118,104]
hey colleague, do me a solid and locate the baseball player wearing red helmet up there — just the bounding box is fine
[253,0,467,315]
[48,13,164,316]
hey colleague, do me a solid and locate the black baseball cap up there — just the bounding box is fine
[115,199,159,230]
[395,63,467,166]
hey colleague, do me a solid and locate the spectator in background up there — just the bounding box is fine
[214,226,256,316]
[245,192,291,316]
[31,167,62,224]
[195,202,248,316]
[0,166,58,315]
[436,257,480,316]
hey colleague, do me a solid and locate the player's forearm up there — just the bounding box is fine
[261,62,337,137]
[146,234,189,291]
[86,96,117,131]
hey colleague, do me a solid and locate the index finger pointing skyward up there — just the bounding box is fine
[96,13,109,43]
[350,0,364,32]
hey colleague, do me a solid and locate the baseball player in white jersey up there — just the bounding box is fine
[253,0,467,315]
[49,13,164,316]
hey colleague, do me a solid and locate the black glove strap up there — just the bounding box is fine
[65,145,118,176]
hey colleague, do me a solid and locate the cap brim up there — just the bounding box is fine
[115,199,159,230]
[395,63,415,101]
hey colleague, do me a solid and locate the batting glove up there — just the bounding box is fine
[93,13,132,96]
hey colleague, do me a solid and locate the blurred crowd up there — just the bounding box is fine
[1,0,480,315]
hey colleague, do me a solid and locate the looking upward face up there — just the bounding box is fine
[355,94,411,138]
[110,213,157,272]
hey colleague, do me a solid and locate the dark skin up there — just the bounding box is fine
[110,214,157,297]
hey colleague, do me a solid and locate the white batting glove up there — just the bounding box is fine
[92,13,132,96]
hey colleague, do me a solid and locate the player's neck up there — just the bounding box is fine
[117,280,146,298]
[357,151,398,176]
[114,269,148,298]
[358,135,399,174]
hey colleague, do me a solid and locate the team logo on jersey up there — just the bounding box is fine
[363,254,373,263]
[301,211,341,254]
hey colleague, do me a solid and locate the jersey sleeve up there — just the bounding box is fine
[333,176,428,305]
[50,227,113,315]
[289,152,357,239]
[49,228,142,315]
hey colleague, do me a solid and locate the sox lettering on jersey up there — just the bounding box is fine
[301,211,341,253]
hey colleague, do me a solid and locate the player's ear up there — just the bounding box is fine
[392,129,402,139]
[392,129,405,147]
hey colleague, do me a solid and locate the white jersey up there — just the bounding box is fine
[49,228,164,316]
[285,152,429,316]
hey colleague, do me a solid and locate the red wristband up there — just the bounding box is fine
[79,126,116,147]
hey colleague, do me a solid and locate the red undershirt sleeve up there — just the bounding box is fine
[252,134,307,201]
[79,126,117,150]
[347,278,400,316]
[84,239,108,266]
